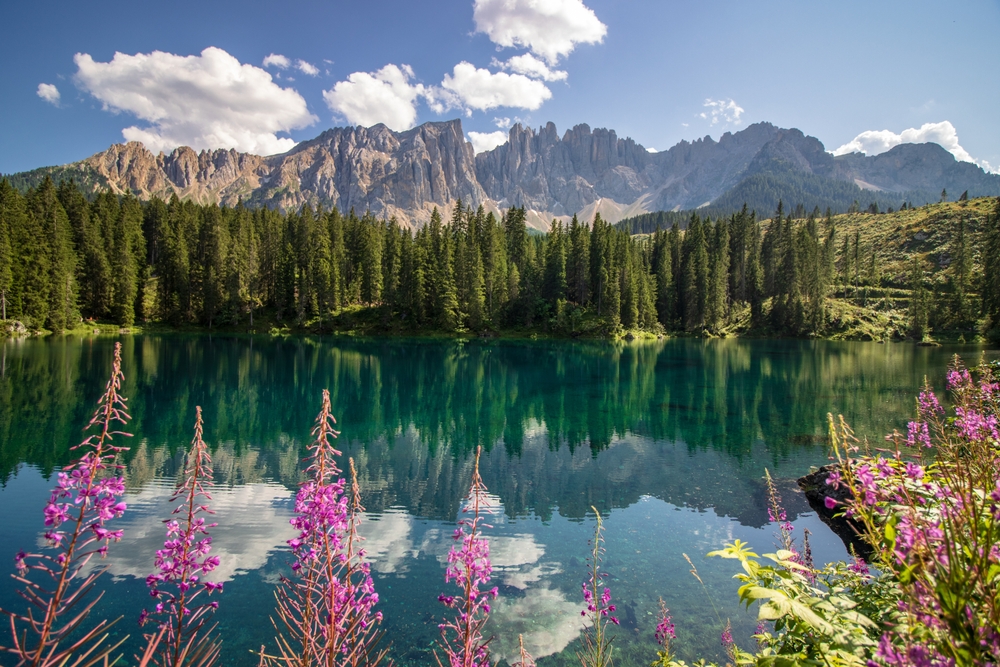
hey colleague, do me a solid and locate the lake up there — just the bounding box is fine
[0,335,993,665]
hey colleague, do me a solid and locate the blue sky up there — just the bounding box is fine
[3,0,998,175]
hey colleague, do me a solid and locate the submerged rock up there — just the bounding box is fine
[797,464,873,560]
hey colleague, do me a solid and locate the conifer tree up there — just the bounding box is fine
[568,214,590,305]
[950,216,973,327]
[652,229,672,327]
[197,205,229,328]
[682,214,709,331]
[908,255,930,340]
[706,219,730,332]
[0,183,14,321]
[480,212,508,322]
[110,208,138,326]
[30,177,77,330]
[982,198,1000,338]
[504,207,528,274]
[543,219,567,303]
[620,241,640,329]
[746,212,764,327]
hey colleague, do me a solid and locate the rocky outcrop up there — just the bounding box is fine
[834,142,1000,196]
[83,143,268,205]
[16,118,1000,229]
[798,465,872,559]
[249,120,488,226]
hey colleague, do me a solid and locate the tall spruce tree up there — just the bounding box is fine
[950,216,973,328]
[0,181,17,321]
[30,177,77,330]
[982,198,1000,338]
[908,255,930,340]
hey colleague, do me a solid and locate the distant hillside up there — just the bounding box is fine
[615,158,980,235]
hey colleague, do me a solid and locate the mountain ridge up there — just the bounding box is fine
[6,119,999,230]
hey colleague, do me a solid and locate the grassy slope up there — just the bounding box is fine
[781,197,992,342]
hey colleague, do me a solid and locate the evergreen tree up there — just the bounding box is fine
[480,212,508,322]
[543,219,567,303]
[706,219,730,332]
[908,255,930,340]
[30,177,77,330]
[197,205,229,327]
[950,217,973,328]
[682,214,709,331]
[0,181,14,321]
[746,212,765,327]
[568,214,590,305]
[652,229,672,327]
[982,199,1000,338]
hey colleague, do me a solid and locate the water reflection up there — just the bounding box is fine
[93,476,297,583]
[1,335,988,522]
[0,335,994,665]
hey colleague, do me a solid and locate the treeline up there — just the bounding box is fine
[0,177,997,338]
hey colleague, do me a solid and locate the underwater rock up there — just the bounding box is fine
[797,464,873,560]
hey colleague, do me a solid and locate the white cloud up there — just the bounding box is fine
[91,480,297,583]
[699,98,744,126]
[494,54,567,82]
[37,83,60,105]
[296,60,319,76]
[646,146,658,153]
[441,62,551,112]
[468,130,509,153]
[323,64,427,131]
[494,116,512,129]
[74,47,316,155]
[262,53,291,69]
[473,0,607,65]
[356,509,415,575]
[833,121,996,172]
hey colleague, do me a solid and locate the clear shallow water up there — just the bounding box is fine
[0,336,994,666]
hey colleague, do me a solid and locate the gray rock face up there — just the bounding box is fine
[251,120,487,225]
[28,119,1000,228]
[81,120,488,227]
[472,121,840,215]
[833,142,1000,196]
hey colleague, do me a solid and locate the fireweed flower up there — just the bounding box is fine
[265,392,386,667]
[0,343,131,667]
[436,446,496,667]
[577,507,618,667]
[907,421,932,448]
[834,359,1000,665]
[764,470,796,556]
[654,599,676,646]
[140,406,223,667]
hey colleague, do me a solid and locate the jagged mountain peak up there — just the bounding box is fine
[8,118,998,230]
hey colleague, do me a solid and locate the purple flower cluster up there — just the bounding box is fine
[268,391,384,667]
[438,447,496,667]
[577,507,618,667]
[2,343,133,667]
[581,583,619,626]
[875,633,956,667]
[764,470,796,556]
[954,407,999,443]
[140,406,223,666]
[837,359,1000,665]
[653,600,675,646]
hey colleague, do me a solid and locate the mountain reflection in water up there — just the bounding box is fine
[0,335,993,665]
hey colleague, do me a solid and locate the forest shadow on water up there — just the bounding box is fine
[0,335,994,665]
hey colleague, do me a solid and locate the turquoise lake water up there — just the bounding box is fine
[0,335,994,665]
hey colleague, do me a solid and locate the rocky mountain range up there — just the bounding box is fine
[9,119,999,230]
